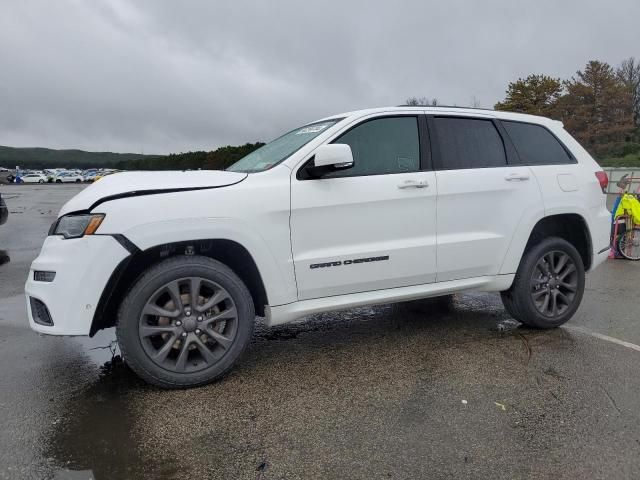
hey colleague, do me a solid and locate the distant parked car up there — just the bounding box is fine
[93,171,118,182]
[54,172,83,183]
[22,173,48,184]
[83,172,99,182]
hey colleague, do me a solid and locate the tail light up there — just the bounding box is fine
[595,171,608,193]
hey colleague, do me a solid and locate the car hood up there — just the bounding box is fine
[59,170,248,216]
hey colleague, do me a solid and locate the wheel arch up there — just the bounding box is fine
[522,214,593,270]
[500,212,593,276]
[89,238,268,336]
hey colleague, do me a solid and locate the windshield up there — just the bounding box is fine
[227,118,342,173]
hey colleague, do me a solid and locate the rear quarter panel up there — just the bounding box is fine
[526,126,610,271]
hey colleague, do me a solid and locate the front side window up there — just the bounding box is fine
[502,121,573,165]
[325,116,420,178]
[432,117,507,170]
[227,119,342,173]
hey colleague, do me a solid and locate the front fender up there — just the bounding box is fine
[120,217,297,306]
[91,171,295,306]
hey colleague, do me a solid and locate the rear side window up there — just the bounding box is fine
[327,116,420,177]
[432,117,507,170]
[502,121,573,165]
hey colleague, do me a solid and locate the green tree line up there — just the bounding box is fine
[0,143,265,171]
[494,58,640,164]
[408,58,640,166]
[113,143,264,171]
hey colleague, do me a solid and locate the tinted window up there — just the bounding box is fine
[433,117,506,170]
[502,121,573,165]
[326,116,420,177]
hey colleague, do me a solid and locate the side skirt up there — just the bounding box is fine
[264,274,515,326]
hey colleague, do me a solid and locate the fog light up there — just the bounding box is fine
[30,297,53,326]
[34,271,56,282]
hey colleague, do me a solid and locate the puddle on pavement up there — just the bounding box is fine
[43,353,150,479]
[53,470,97,479]
[39,328,161,479]
[71,328,120,366]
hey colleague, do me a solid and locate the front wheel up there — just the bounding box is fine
[38,180,44,184]
[501,237,585,329]
[617,228,640,260]
[116,256,255,388]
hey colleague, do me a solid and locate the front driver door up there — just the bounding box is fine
[290,114,438,300]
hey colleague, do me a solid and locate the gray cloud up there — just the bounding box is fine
[1,0,639,154]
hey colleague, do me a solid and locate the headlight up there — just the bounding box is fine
[51,214,105,239]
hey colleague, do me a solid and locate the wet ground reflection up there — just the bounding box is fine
[44,356,151,480]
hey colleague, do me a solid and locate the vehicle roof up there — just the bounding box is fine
[314,106,561,128]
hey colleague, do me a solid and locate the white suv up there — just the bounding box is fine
[26,107,611,388]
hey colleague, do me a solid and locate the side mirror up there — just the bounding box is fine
[306,144,354,178]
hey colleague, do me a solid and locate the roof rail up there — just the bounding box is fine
[396,104,496,112]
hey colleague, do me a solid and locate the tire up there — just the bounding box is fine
[75,179,81,183]
[617,227,640,260]
[116,255,255,388]
[500,237,585,329]
[55,179,62,183]
[500,291,519,320]
[38,180,44,184]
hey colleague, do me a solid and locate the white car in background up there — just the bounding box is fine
[54,172,83,183]
[21,173,48,183]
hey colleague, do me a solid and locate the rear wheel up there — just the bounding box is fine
[38,180,44,184]
[501,237,584,328]
[116,256,255,388]
[617,227,640,260]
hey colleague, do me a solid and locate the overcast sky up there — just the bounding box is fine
[1,0,639,154]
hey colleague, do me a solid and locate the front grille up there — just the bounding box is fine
[33,271,56,282]
[30,297,53,326]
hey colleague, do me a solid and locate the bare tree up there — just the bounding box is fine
[404,96,439,106]
[617,57,640,126]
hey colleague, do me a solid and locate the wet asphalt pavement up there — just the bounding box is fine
[1,185,640,479]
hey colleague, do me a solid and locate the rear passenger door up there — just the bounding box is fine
[429,115,543,282]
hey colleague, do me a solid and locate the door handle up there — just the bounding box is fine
[398,179,428,189]
[505,173,530,181]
